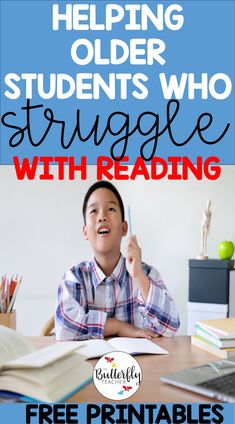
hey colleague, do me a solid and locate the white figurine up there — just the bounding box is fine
[197,200,212,260]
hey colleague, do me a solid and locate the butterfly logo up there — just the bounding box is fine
[123,385,132,392]
[104,357,114,363]
[105,357,118,368]
[117,386,132,395]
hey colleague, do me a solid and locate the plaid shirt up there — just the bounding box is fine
[55,254,180,340]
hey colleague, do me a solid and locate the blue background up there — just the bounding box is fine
[0,402,234,423]
[0,1,234,164]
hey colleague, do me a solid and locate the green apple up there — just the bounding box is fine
[218,241,234,260]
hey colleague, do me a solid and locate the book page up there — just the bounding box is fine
[48,360,93,403]
[4,341,84,369]
[1,351,87,385]
[109,337,169,355]
[0,325,35,368]
[74,339,114,359]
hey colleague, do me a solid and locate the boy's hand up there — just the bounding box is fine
[126,235,144,279]
[104,318,159,339]
[118,322,159,339]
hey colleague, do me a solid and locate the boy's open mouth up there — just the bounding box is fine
[97,226,110,235]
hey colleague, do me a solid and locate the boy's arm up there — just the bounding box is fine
[136,266,180,337]
[55,270,158,341]
[126,236,180,337]
[55,270,107,341]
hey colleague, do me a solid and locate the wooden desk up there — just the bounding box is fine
[29,336,220,403]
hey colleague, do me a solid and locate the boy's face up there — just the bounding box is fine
[83,188,127,258]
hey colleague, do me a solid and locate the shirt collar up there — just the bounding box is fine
[91,254,127,288]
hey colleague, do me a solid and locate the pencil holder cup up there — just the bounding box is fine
[0,310,16,330]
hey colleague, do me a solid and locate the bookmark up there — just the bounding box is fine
[127,205,132,236]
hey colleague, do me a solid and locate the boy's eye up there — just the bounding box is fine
[90,209,96,214]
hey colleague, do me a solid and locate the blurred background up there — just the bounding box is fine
[1,165,234,335]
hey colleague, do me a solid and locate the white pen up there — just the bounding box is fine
[127,205,132,236]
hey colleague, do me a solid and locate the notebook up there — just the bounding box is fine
[74,337,168,358]
[160,356,235,402]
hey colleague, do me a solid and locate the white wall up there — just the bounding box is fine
[0,166,235,336]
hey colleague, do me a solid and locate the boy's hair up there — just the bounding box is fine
[82,181,125,224]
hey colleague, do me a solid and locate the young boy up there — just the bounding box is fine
[55,181,180,340]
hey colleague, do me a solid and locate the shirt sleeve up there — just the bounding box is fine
[136,265,180,337]
[55,269,107,341]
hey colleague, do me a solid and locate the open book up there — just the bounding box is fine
[74,337,169,359]
[0,325,93,402]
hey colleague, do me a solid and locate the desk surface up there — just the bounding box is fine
[30,336,219,403]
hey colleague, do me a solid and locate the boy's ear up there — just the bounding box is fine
[122,220,128,236]
[83,225,88,240]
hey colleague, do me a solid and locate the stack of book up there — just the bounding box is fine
[191,317,235,359]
